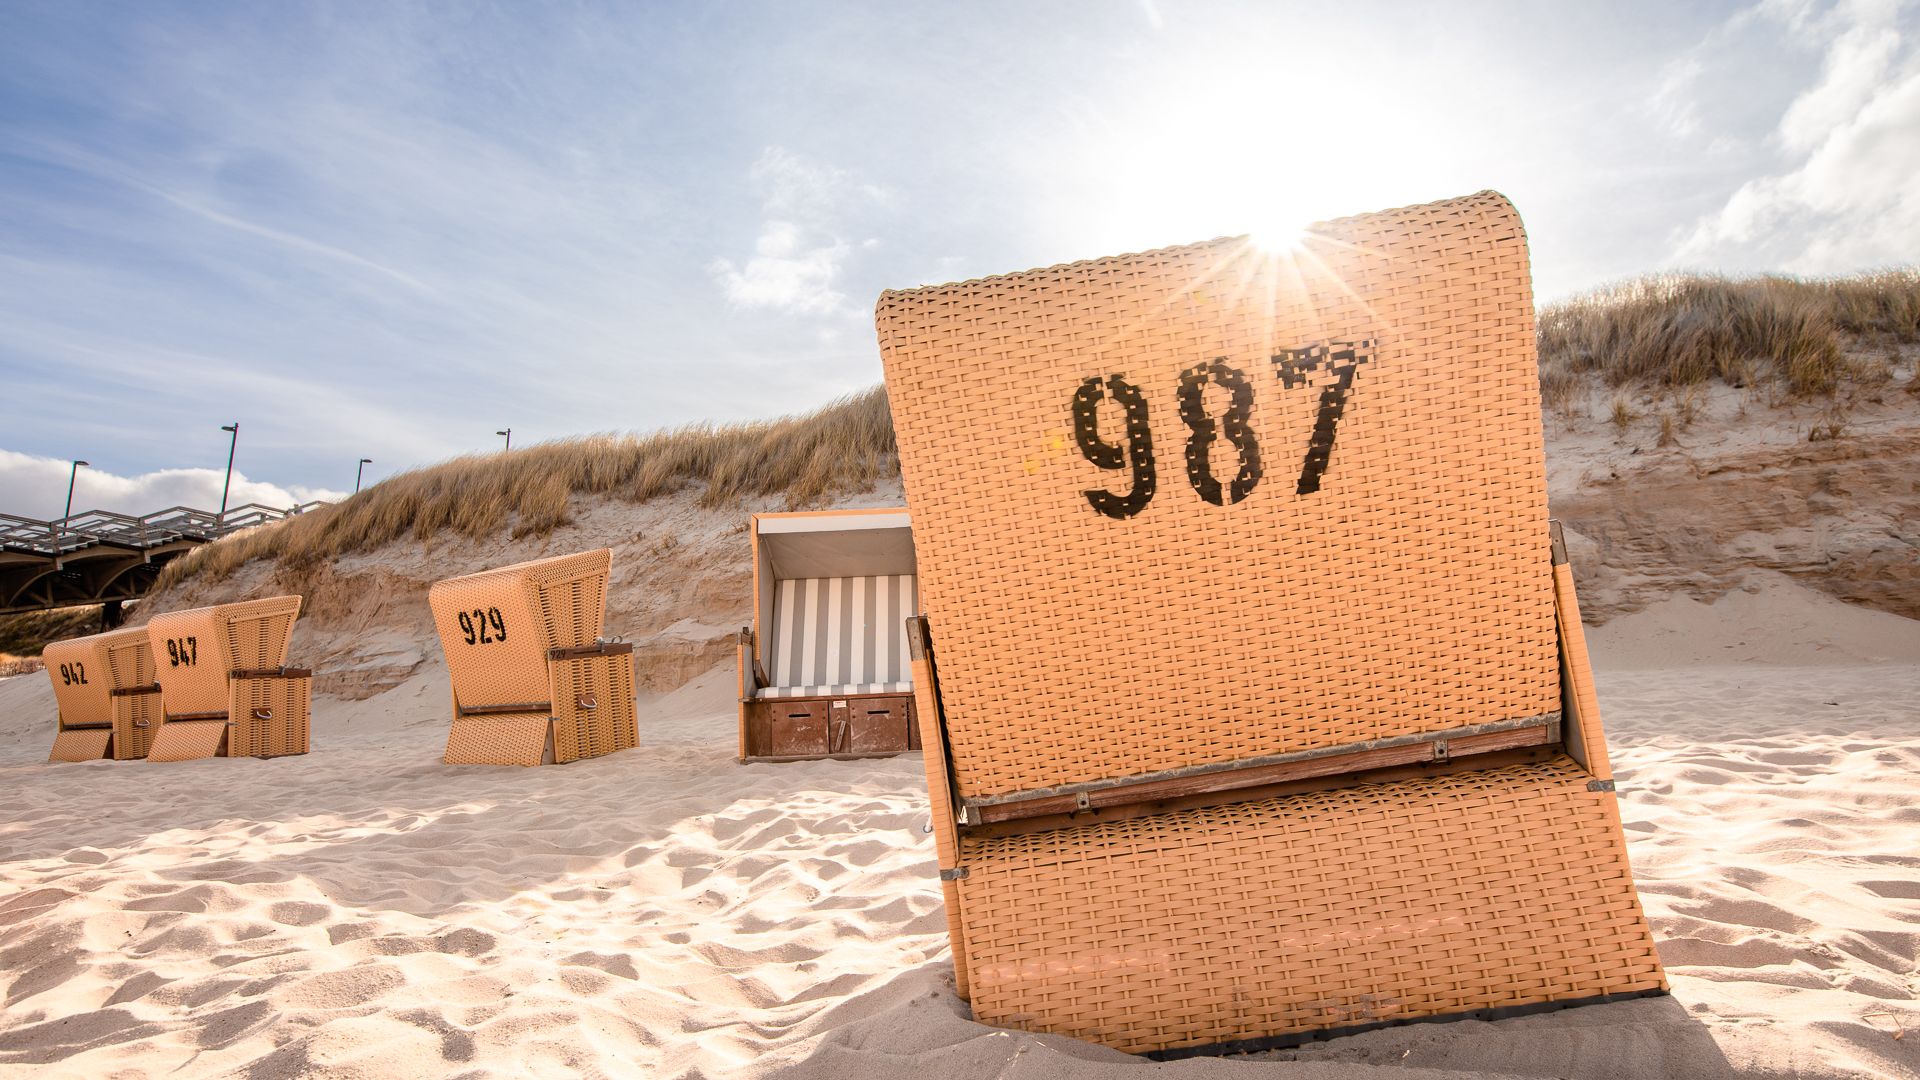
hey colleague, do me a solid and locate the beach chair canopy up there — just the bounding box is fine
[145,595,311,761]
[429,548,636,766]
[738,509,921,761]
[752,510,916,698]
[45,630,115,761]
[877,190,1663,1054]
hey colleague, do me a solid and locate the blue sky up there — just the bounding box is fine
[2,0,1914,516]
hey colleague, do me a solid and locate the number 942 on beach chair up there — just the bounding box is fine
[430,548,637,767]
[44,625,161,762]
[877,191,1665,1057]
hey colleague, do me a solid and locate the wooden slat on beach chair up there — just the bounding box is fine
[878,191,1665,1055]
[429,548,637,767]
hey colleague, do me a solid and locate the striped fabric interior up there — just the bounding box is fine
[763,574,917,696]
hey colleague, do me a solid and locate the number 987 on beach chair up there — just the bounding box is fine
[430,548,637,767]
[877,191,1665,1057]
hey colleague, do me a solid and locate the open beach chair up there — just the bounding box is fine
[876,191,1666,1056]
[430,548,637,767]
[145,595,312,761]
[737,508,921,761]
[44,626,159,761]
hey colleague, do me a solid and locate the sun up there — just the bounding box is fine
[1249,223,1308,257]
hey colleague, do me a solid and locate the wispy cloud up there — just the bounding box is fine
[710,148,886,317]
[1677,0,1920,272]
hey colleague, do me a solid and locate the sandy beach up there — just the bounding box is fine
[1,564,1916,1078]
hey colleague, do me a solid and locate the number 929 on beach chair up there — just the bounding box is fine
[144,595,313,761]
[737,508,922,762]
[430,548,637,767]
[44,625,162,762]
[876,191,1665,1057]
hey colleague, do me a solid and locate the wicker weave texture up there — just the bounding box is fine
[445,714,550,767]
[228,676,312,757]
[147,596,302,717]
[43,632,113,742]
[550,653,637,762]
[429,549,610,712]
[954,756,1663,1053]
[876,192,1556,799]
[100,628,159,760]
[49,728,111,762]
[147,720,227,762]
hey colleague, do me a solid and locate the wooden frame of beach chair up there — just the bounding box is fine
[145,595,312,761]
[429,548,637,767]
[737,508,922,762]
[877,191,1665,1056]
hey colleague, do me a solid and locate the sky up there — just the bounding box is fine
[1,0,1915,518]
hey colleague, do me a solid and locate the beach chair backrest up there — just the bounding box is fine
[99,625,155,691]
[148,595,302,716]
[765,574,918,689]
[876,191,1555,801]
[429,548,610,711]
[43,632,112,729]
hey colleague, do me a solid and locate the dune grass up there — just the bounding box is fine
[153,269,1920,592]
[153,386,897,590]
[1538,269,1920,411]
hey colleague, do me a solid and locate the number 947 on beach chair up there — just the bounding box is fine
[877,191,1665,1057]
[145,595,313,761]
[430,548,637,767]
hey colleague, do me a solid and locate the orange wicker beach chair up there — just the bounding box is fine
[737,508,921,761]
[429,548,637,767]
[45,626,160,761]
[876,190,1665,1056]
[145,595,313,761]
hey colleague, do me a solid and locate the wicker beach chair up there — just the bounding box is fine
[46,628,155,761]
[877,191,1665,1056]
[145,595,312,761]
[429,548,637,767]
[737,508,921,761]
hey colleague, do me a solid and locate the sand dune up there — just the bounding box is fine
[0,573,1916,1078]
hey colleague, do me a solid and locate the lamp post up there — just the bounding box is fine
[355,458,372,493]
[218,422,239,522]
[60,460,88,541]
[497,428,511,451]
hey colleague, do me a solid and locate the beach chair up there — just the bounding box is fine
[45,627,159,761]
[737,508,921,761]
[876,191,1666,1056]
[430,548,637,767]
[145,595,312,761]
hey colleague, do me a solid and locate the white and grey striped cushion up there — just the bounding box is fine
[765,574,917,695]
[756,681,913,700]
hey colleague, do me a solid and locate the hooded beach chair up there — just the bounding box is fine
[145,595,312,761]
[44,626,160,761]
[737,508,921,761]
[876,191,1666,1056]
[430,548,637,767]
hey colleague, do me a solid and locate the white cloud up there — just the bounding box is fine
[0,450,343,521]
[1676,0,1920,273]
[709,147,884,317]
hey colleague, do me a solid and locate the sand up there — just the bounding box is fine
[0,568,1914,1079]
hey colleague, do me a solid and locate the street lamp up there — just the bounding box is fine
[355,458,372,493]
[61,460,88,540]
[497,428,511,451]
[218,422,239,521]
